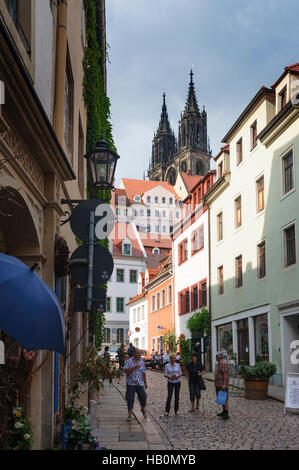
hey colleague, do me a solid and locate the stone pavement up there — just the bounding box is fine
[89,379,170,450]
[145,370,299,450]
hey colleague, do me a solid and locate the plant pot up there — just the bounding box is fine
[245,377,269,400]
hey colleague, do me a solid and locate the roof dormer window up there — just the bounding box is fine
[134,195,141,203]
[278,86,287,111]
[152,248,160,255]
[123,242,132,255]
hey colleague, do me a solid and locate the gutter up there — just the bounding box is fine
[0,15,75,180]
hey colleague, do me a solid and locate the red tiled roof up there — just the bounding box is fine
[214,144,230,162]
[110,222,145,258]
[141,237,172,249]
[121,178,177,203]
[271,63,299,89]
[112,188,130,206]
[127,291,145,305]
[180,172,204,193]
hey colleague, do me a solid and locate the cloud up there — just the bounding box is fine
[106,0,299,185]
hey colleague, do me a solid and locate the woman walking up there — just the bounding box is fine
[164,353,182,416]
[186,353,206,412]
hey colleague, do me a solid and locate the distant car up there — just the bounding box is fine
[109,346,119,363]
[140,350,153,368]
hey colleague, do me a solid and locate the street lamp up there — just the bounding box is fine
[84,133,120,190]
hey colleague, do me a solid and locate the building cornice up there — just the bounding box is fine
[203,174,230,206]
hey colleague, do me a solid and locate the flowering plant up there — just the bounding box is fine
[6,407,33,450]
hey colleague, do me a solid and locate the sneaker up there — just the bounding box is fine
[222,414,229,420]
[164,412,169,417]
[126,416,132,422]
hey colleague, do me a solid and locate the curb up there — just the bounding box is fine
[113,382,170,449]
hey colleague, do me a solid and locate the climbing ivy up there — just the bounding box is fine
[83,0,116,349]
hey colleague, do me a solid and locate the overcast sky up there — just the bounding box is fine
[106,0,299,186]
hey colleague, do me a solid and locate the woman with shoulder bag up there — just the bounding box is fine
[186,352,206,412]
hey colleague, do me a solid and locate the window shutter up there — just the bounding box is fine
[199,282,203,307]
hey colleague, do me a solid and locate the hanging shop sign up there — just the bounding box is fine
[69,243,114,286]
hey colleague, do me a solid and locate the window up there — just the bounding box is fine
[257,241,266,278]
[155,210,159,217]
[147,225,151,233]
[162,210,166,217]
[130,270,137,283]
[169,198,173,204]
[235,255,243,288]
[140,209,144,216]
[117,328,124,343]
[185,290,190,313]
[162,197,166,203]
[147,196,151,203]
[116,269,124,282]
[217,212,223,241]
[201,282,207,306]
[191,285,198,311]
[116,298,124,312]
[179,292,184,314]
[123,243,131,255]
[235,196,242,229]
[237,319,249,364]
[155,225,159,233]
[116,208,120,215]
[255,314,269,361]
[192,230,198,254]
[162,226,166,233]
[156,293,160,310]
[218,161,223,177]
[282,149,294,195]
[137,307,140,321]
[151,295,155,312]
[217,324,233,359]
[279,86,287,111]
[104,328,110,343]
[256,176,264,213]
[199,225,204,250]
[64,49,74,157]
[250,120,257,150]
[133,309,136,323]
[78,116,85,198]
[6,0,31,53]
[106,297,111,312]
[218,266,224,295]
[284,224,296,267]
[236,137,243,165]
[178,239,188,264]
[168,284,172,304]
[153,248,160,255]
[141,305,145,320]
[147,209,151,217]
[161,290,165,307]
[155,196,158,203]
[134,195,141,203]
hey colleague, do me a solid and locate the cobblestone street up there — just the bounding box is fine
[145,370,299,450]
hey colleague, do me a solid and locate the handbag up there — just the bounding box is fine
[198,374,206,390]
[216,390,228,405]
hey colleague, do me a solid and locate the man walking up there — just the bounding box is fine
[127,343,134,358]
[215,352,230,420]
[124,348,147,422]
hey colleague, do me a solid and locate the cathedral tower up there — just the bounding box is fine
[148,93,177,181]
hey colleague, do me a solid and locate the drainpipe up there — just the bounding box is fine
[207,203,212,372]
[54,0,68,142]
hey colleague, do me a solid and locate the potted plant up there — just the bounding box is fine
[178,337,193,375]
[240,360,277,400]
[66,421,97,450]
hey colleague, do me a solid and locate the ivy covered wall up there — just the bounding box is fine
[83,0,116,349]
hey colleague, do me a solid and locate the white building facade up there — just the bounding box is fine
[205,64,299,385]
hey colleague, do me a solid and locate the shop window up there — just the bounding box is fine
[217,323,233,359]
[254,314,269,361]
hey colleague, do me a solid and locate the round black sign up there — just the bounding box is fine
[70,199,115,242]
[69,243,114,286]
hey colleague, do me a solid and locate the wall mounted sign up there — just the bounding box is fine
[70,243,114,286]
[70,199,114,242]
